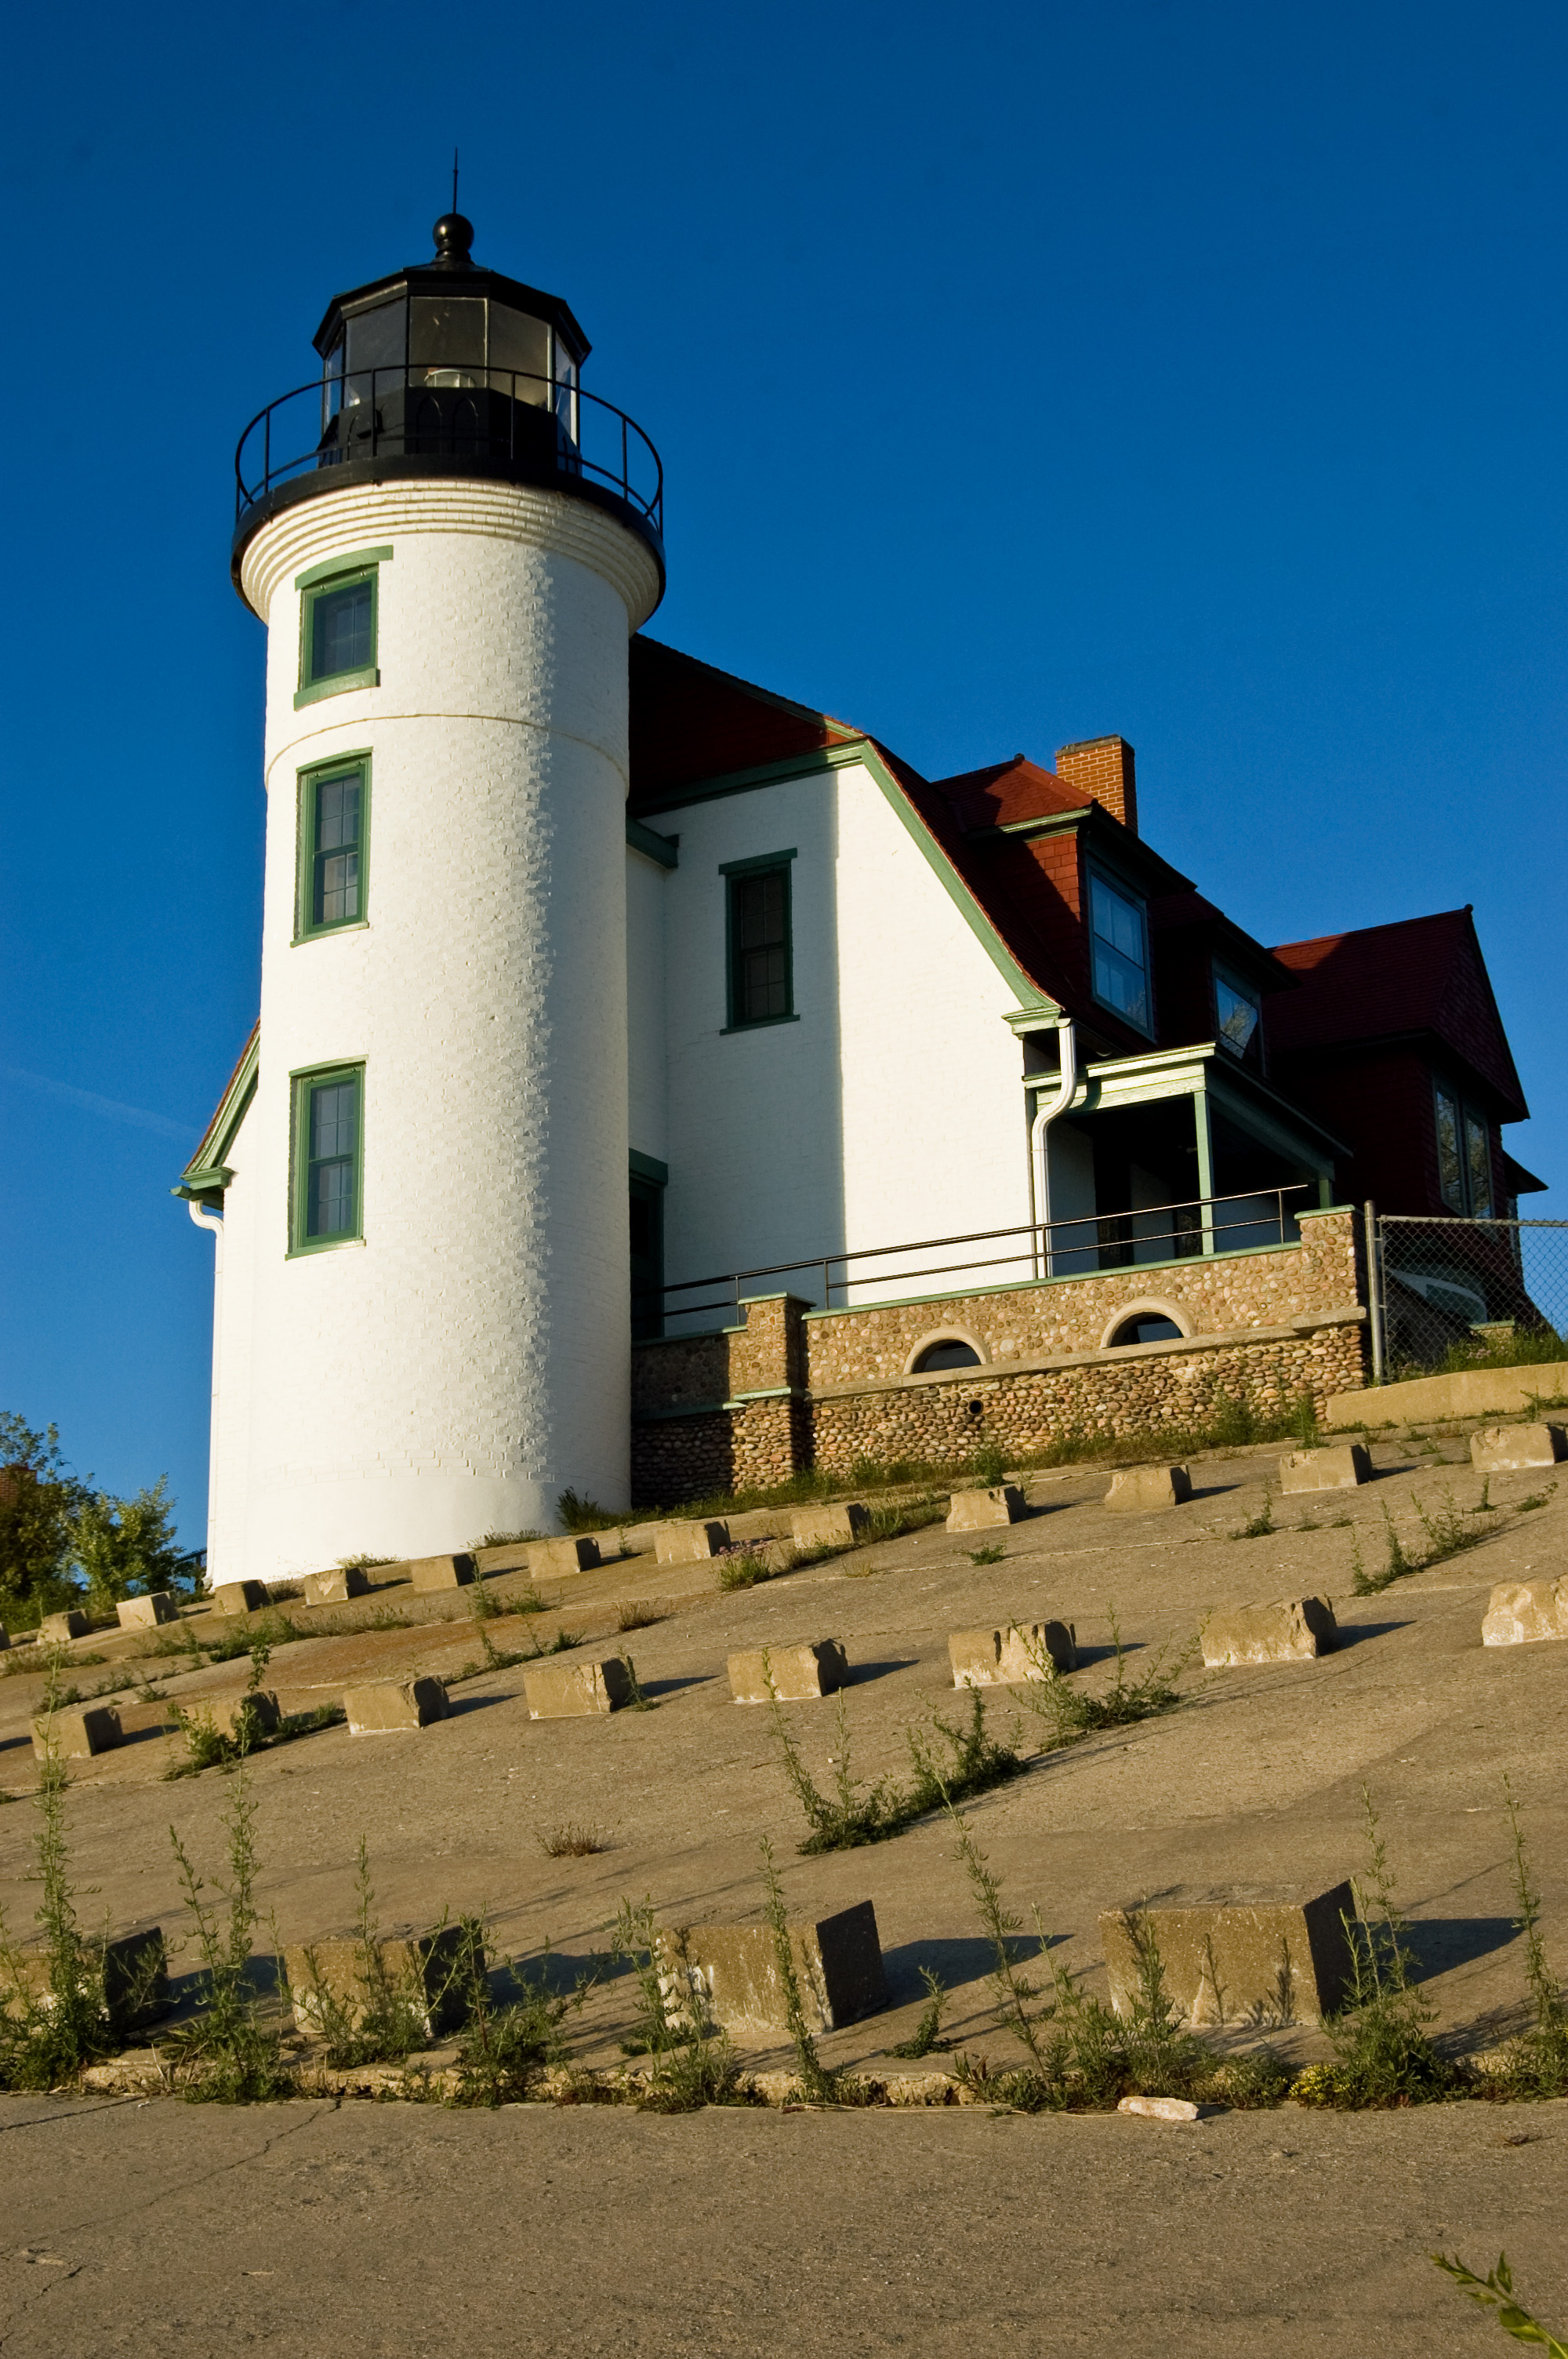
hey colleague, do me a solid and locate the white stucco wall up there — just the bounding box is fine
[218,480,659,1581]
[626,843,670,1167]
[649,758,1030,1321]
[203,1093,258,1582]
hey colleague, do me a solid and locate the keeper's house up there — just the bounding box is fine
[180,213,1541,1580]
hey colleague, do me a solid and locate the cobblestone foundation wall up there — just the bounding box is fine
[804,1212,1360,1388]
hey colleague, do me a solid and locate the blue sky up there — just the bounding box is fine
[2,0,1563,1544]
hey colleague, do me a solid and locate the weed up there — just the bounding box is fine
[1473,1478,1496,1514]
[1351,1502,1417,1596]
[612,1897,751,2110]
[1291,1787,1457,2108]
[618,1650,652,1709]
[717,1541,786,1591]
[448,1925,575,2107]
[887,1967,951,2057]
[970,1444,1009,1487]
[968,1543,1007,1566]
[615,1598,670,1631]
[1497,1778,1568,2098]
[1233,1485,1275,1539]
[202,1609,304,1664]
[0,1674,123,2089]
[757,1837,855,2103]
[1015,1609,1193,1743]
[467,1576,500,1622]
[470,1528,542,1550]
[163,1755,296,2101]
[539,1823,610,1858]
[1414,1485,1487,1567]
[1288,1390,1323,1448]
[507,1585,549,1616]
[557,1488,617,1534]
[336,1553,397,1571]
[769,1685,1019,1855]
[527,1627,582,1659]
[295,1839,436,2066]
[1515,1483,1555,1512]
[949,1805,1055,2074]
[1433,2253,1568,2354]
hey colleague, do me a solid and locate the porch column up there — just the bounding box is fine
[1193,1085,1216,1256]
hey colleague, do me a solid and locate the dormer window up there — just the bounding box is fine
[1087,871,1151,1033]
[1214,965,1261,1061]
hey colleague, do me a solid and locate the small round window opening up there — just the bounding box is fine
[912,1339,982,1372]
[1109,1314,1184,1347]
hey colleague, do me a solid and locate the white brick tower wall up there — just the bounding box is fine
[223,480,661,1582]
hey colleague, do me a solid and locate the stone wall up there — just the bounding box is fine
[630,1209,1370,1506]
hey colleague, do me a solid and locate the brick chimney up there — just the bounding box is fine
[1055,736,1138,837]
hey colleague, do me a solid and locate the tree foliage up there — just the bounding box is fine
[0,1414,201,1626]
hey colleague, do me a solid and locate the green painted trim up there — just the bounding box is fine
[287,1060,365,1256]
[728,1387,798,1403]
[629,1148,669,1185]
[295,754,371,943]
[297,561,381,707]
[855,745,1054,1014]
[626,816,679,867]
[1002,1003,1063,1034]
[294,546,394,591]
[179,1028,260,1191]
[800,1234,1305,1322]
[724,855,795,1030]
[632,742,866,816]
[735,1289,811,1307]
[294,665,379,711]
[171,1164,233,1205]
[631,1399,730,1423]
[1297,1205,1357,1221]
[719,846,797,876]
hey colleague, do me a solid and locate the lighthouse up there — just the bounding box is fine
[194,213,664,1583]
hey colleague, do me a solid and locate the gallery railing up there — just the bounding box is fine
[639,1183,1312,1331]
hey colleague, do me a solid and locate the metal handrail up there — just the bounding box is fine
[234,367,663,531]
[640,1184,1312,1323]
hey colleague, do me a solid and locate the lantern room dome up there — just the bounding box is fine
[232,216,663,589]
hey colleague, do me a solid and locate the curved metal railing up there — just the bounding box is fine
[234,367,663,535]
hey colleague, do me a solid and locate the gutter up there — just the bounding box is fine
[1029,1018,1077,1278]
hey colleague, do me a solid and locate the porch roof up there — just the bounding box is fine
[1040,1039,1348,1165]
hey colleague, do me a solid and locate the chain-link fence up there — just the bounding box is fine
[1374,1214,1568,1377]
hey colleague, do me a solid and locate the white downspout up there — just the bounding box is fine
[187,1198,223,1587]
[1029,1018,1078,1278]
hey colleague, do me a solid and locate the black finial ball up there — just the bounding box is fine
[433,213,474,261]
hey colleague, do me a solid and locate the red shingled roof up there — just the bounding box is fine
[1267,908,1526,1118]
[934,756,1093,832]
[629,636,859,808]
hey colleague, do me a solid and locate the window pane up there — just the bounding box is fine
[1435,1085,1464,1211]
[313,773,362,925]
[733,870,789,1022]
[304,1076,358,1240]
[1088,876,1149,1029]
[1465,1112,1494,1218]
[1214,970,1260,1058]
[311,580,373,680]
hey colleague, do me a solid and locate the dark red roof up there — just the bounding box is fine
[1267,909,1526,1118]
[934,756,1093,832]
[629,636,858,808]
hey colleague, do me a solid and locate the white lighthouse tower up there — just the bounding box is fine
[189,213,664,1583]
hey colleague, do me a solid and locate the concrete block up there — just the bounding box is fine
[1470,1423,1565,1474]
[408,1553,477,1591]
[657,1901,887,2036]
[531,1536,602,1576]
[1201,1596,1338,1667]
[1483,1578,1568,1647]
[724,1507,798,1543]
[789,1503,872,1548]
[303,1568,370,1606]
[945,1485,1025,1532]
[522,1657,633,1717]
[1278,1445,1370,1494]
[473,1542,535,1576]
[618,1521,666,1557]
[4,1927,170,2034]
[343,1677,451,1732]
[654,1520,730,1565]
[201,1690,284,1743]
[38,1610,89,1642]
[115,1592,178,1630]
[949,1621,1077,1685]
[1100,1885,1358,2026]
[285,1923,477,2040]
[212,1581,268,1616]
[31,1705,122,1760]
[1104,1466,1192,1513]
[728,1640,850,1703]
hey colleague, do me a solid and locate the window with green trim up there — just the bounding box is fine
[297,759,368,938]
[724,855,795,1028]
[297,564,380,704]
[291,1065,364,1251]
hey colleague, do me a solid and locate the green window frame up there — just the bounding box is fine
[289,1063,365,1254]
[720,849,798,1033]
[296,756,370,940]
[294,546,392,708]
[1087,866,1152,1036]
